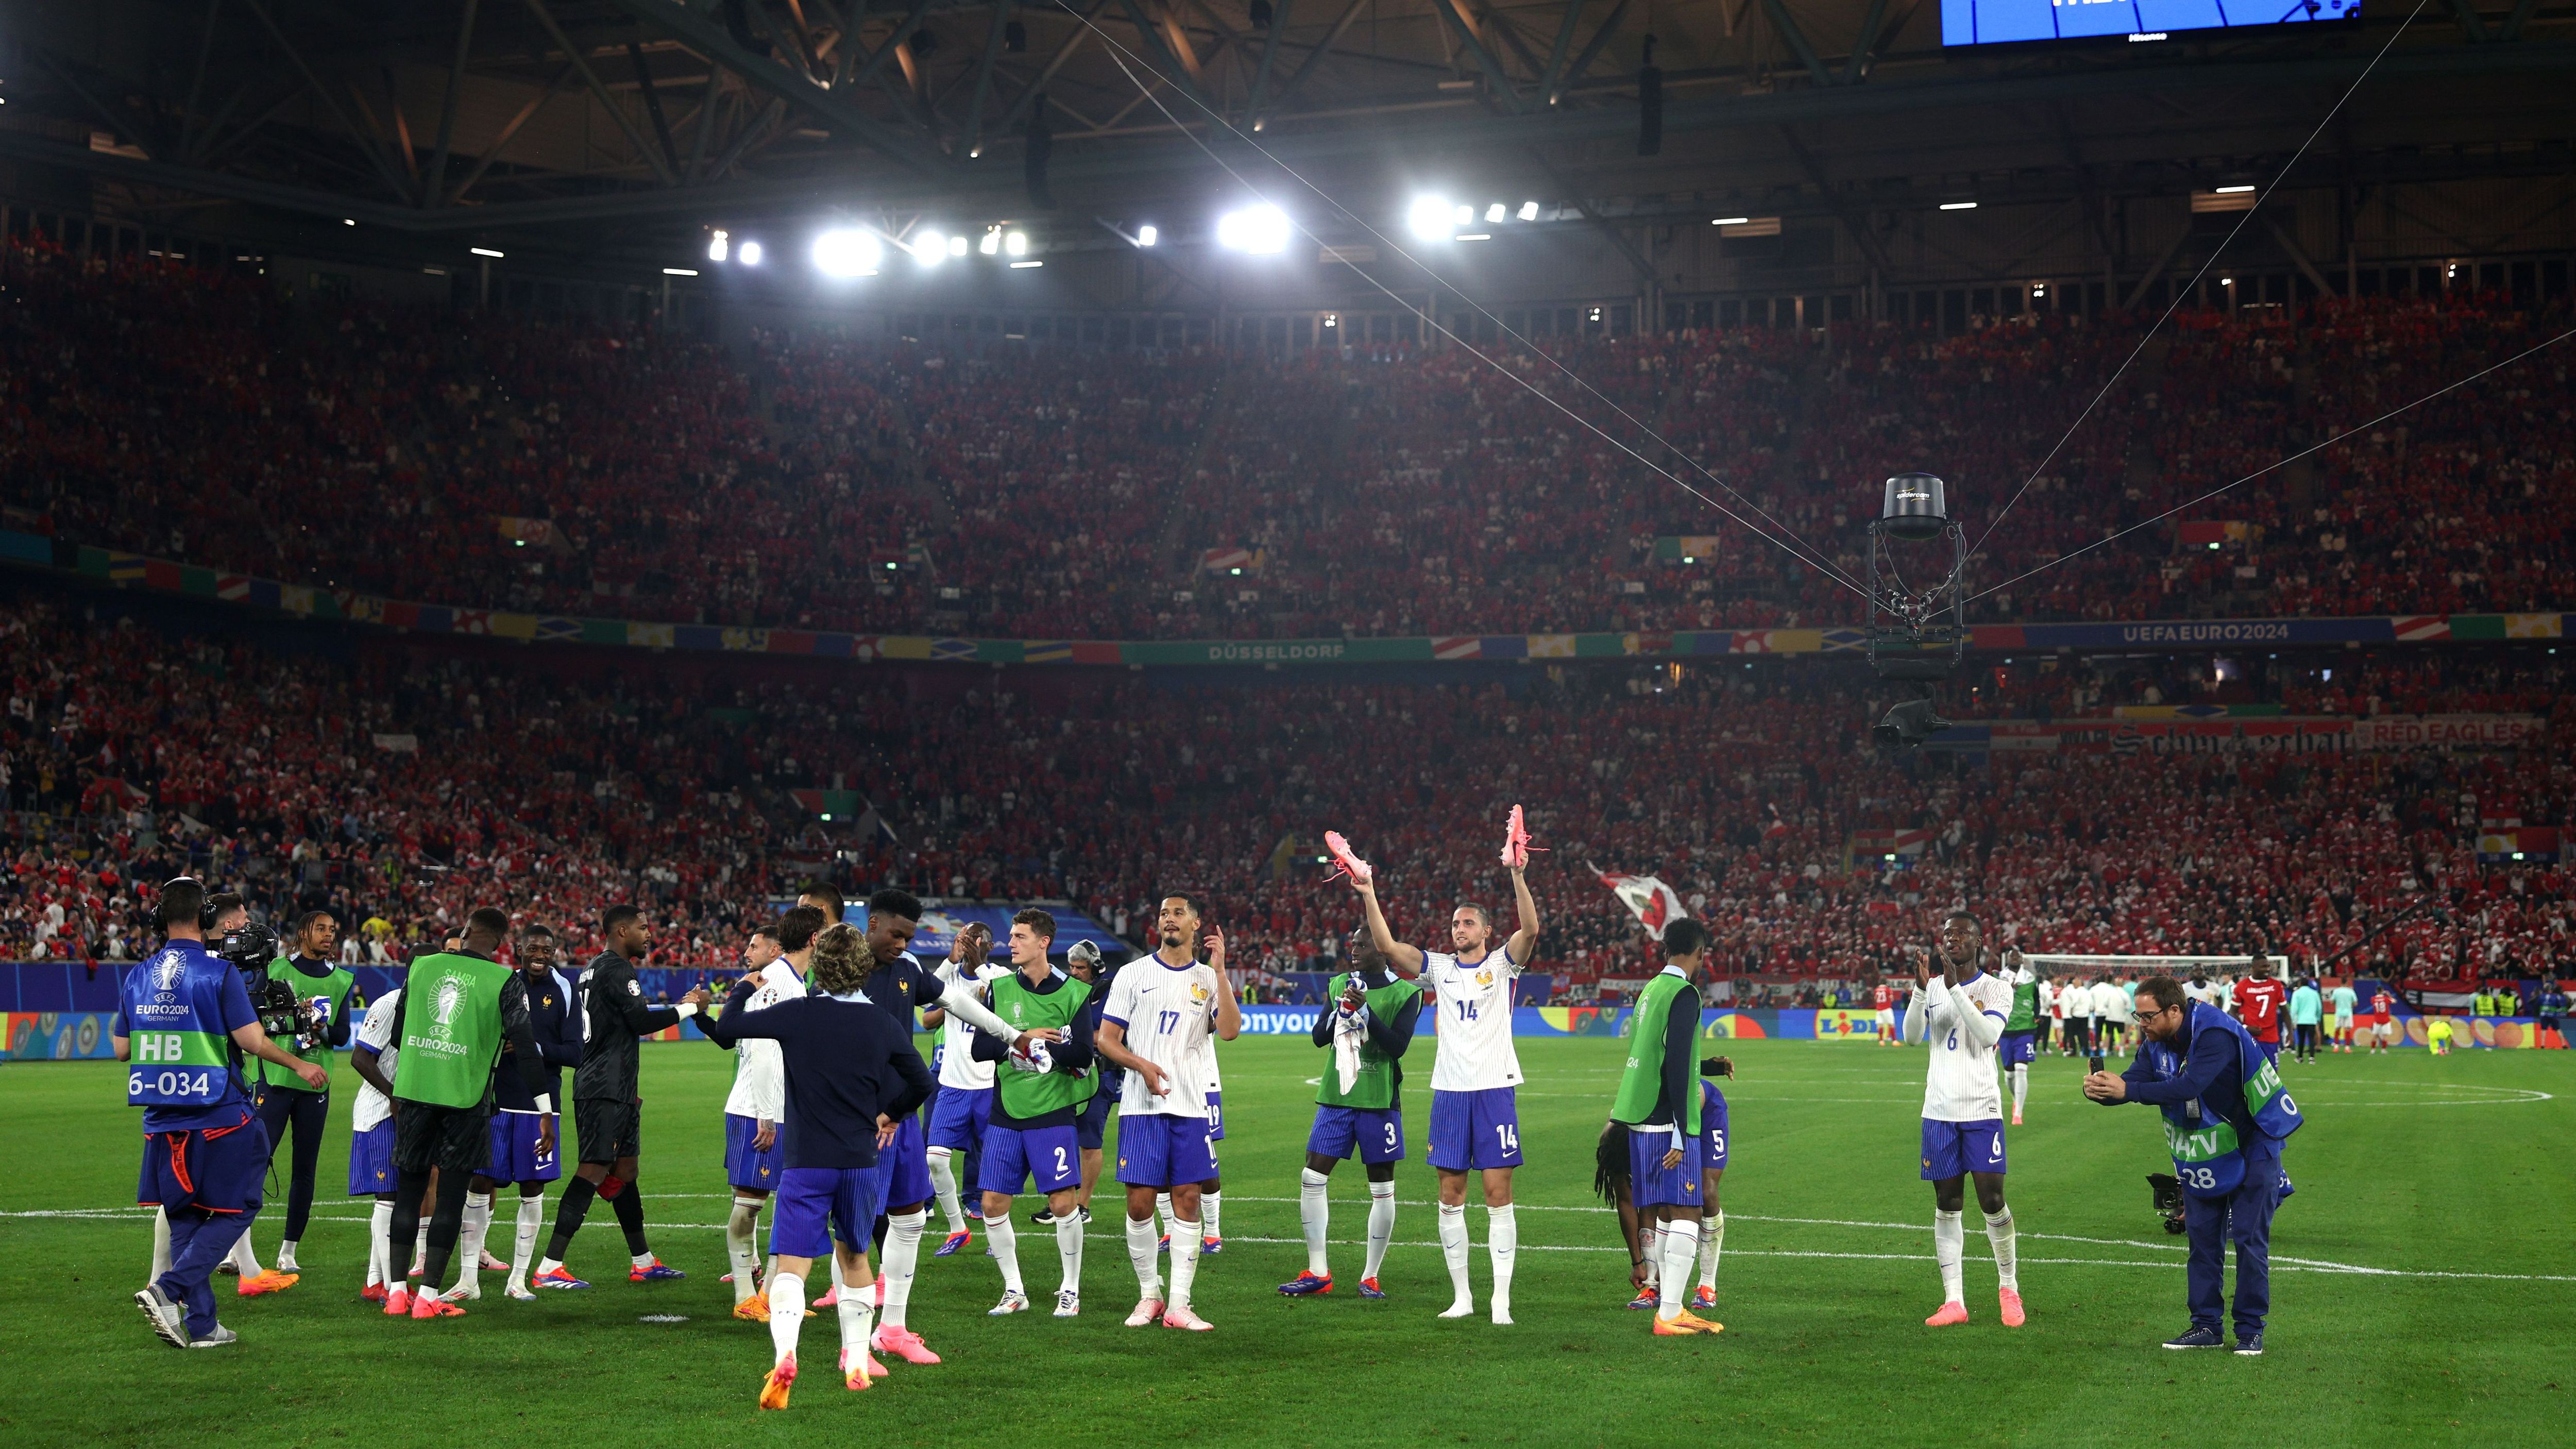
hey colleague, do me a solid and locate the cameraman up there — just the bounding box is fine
[242,910,357,1283]
[121,878,329,1348]
[2083,976,2303,1355]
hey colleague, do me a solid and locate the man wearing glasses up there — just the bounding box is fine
[2084,976,2303,1356]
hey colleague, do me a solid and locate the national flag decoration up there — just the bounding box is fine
[1590,862,1689,941]
[2176,520,2253,548]
[1200,547,1254,573]
[1529,634,1577,658]
[216,575,250,601]
[533,616,582,641]
[930,638,977,661]
[2391,615,2449,642]
[2475,826,2560,864]
[2503,613,2563,639]
[494,515,565,549]
[1652,535,1722,561]
[1432,636,1481,660]
[453,610,490,635]
[1024,640,1074,663]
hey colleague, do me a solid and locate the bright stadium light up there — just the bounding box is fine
[708,229,730,262]
[2216,183,2256,194]
[948,234,969,257]
[811,229,883,277]
[1216,204,1292,254]
[662,267,698,277]
[1711,216,1748,226]
[1006,230,1029,256]
[738,240,764,266]
[1485,202,1506,223]
[1517,200,1539,221]
[1137,224,1159,247]
[470,246,504,258]
[1454,203,1473,225]
[913,230,947,265]
[978,227,1001,256]
[1939,200,1978,211]
[1407,196,1453,240]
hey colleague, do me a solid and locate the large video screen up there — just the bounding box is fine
[1940,0,2362,46]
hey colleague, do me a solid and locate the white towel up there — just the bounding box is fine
[1332,1005,1365,1094]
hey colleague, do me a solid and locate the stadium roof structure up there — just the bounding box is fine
[3,2,2570,276]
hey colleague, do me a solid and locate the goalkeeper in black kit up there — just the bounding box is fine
[533,904,711,1289]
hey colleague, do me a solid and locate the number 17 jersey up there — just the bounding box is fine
[1426,948,1523,1092]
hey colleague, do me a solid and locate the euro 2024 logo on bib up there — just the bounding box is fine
[433,976,465,1033]
[152,950,187,999]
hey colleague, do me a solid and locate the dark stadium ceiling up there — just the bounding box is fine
[2,1,2570,260]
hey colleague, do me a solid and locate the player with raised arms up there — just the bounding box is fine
[1342,806,1543,1325]
[703,922,934,1408]
[1092,893,1239,1330]
[1905,910,2023,1329]
[1279,926,1424,1300]
[967,909,1098,1318]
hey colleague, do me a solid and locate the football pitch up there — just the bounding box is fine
[2,1037,2568,1447]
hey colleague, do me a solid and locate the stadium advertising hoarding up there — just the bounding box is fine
[20,531,2568,670]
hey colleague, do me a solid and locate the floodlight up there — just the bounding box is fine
[1216,204,1291,254]
[812,229,883,276]
[738,240,763,266]
[1137,224,1159,247]
[1406,196,1453,241]
[709,230,729,262]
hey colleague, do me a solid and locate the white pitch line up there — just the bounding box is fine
[20,1207,2572,1284]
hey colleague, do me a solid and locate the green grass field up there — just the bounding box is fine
[3,1037,2569,1447]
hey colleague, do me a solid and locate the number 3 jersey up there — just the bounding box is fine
[1426,947,1524,1093]
[1101,957,1224,1119]
[1917,971,2013,1122]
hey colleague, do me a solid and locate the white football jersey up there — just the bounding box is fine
[723,958,805,1119]
[936,962,1015,1089]
[1426,946,1524,1092]
[1103,958,1224,1119]
[350,989,401,1133]
[1917,971,2013,1122]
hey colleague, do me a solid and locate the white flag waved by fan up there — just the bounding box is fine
[1591,862,1688,941]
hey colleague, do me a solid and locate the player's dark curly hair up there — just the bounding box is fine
[1593,1121,1631,1207]
[810,922,879,996]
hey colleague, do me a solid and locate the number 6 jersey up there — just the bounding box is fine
[1425,948,1524,1092]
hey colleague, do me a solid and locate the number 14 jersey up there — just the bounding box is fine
[1426,948,1524,1092]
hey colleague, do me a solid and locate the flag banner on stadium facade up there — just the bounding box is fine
[1926,715,2546,756]
[2474,826,2559,863]
[1593,863,1688,940]
[26,529,2571,668]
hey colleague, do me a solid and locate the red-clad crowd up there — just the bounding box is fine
[5,235,2568,646]
[3,586,2567,999]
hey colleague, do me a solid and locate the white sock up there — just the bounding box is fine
[511,1194,544,1290]
[727,1197,762,1304]
[768,1272,805,1364]
[412,1225,428,1275]
[1985,1208,2019,1290]
[1637,1221,1662,1291]
[536,1256,563,1277]
[1298,1168,1331,1276]
[1126,1214,1163,1300]
[988,1209,1025,1295]
[366,1199,394,1289]
[880,1209,925,1329]
[1167,1217,1202,1310]
[1655,1218,1701,1321]
[927,1149,967,1234]
[229,1229,264,1278]
[1698,1210,1723,1290]
[1486,1205,1517,1322]
[1156,1191,1175,1239]
[1436,1203,1472,1312]
[1934,1208,1965,1304]
[151,1207,172,1283]
[1055,1210,1084,1295]
[632,1251,655,1270]
[1200,1191,1221,1240]
[277,1238,300,1272]
[454,1192,493,1290]
[2010,1063,2029,1115]
[836,1273,875,1367]
[1363,1180,1396,1281]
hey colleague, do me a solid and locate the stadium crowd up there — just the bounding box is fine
[0,589,2565,1001]
[5,236,2570,645]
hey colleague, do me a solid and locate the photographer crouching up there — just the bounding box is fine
[2083,975,2303,1356]
[120,878,330,1347]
